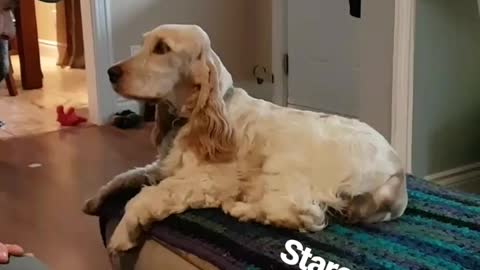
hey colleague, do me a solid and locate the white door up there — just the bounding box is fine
[286,0,395,138]
[287,0,360,117]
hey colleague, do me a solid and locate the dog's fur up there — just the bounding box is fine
[83,24,408,253]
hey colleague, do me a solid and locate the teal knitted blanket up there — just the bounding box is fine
[100,175,480,270]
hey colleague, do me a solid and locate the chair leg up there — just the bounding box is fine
[6,55,17,96]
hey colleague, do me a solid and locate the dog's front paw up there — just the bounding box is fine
[108,217,141,254]
[82,195,103,216]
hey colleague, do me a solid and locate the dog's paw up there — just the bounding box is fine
[82,196,102,216]
[228,202,255,221]
[108,233,136,254]
[108,218,140,253]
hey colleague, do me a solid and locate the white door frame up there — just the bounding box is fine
[271,0,416,173]
[81,0,140,125]
[391,0,415,173]
[80,0,116,125]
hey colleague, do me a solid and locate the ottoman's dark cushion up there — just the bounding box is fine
[99,176,480,270]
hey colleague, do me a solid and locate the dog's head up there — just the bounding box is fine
[109,24,236,163]
[108,24,233,108]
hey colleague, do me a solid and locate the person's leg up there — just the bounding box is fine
[0,256,48,270]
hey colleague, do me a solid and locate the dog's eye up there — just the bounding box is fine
[153,40,171,55]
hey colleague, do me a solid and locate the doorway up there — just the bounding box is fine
[0,0,89,139]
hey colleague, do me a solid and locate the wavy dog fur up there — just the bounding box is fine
[83,24,408,253]
[181,60,237,163]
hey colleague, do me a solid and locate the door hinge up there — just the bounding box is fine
[283,54,289,76]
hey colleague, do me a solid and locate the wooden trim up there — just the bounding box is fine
[391,0,416,173]
[38,39,66,59]
[38,39,67,48]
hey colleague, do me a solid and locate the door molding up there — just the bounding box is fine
[81,0,140,125]
[391,0,416,173]
[81,0,115,125]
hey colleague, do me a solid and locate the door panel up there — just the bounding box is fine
[287,0,360,118]
[287,0,395,138]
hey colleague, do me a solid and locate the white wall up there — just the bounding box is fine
[413,0,480,177]
[357,0,395,139]
[35,1,60,43]
[109,0,274,101]
[285,0,395,138]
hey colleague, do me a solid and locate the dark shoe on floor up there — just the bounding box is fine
[112,110,142,129]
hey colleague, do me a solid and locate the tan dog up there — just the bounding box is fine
[84,24,408,253]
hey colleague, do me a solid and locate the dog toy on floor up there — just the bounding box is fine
[56,105,87,127]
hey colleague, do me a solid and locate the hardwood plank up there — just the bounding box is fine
[0,126,156,270]
[14,0,43,90]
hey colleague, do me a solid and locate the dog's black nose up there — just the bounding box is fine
[108,66,123,84]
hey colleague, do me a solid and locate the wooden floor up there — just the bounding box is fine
[0,126,156,270]
[0,55,88,139]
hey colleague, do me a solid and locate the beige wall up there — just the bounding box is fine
[413,0,480,177]
[110,0,273,100]
[35,1,66,45]
[35,1,57,42]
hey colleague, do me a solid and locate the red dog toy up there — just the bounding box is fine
[56,105,87,127]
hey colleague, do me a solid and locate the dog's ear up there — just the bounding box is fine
[182,54,237,163]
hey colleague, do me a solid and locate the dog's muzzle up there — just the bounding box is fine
[108,66,123,84]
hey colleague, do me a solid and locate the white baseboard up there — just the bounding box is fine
[425,162,480,187]
[38,39,66,59]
